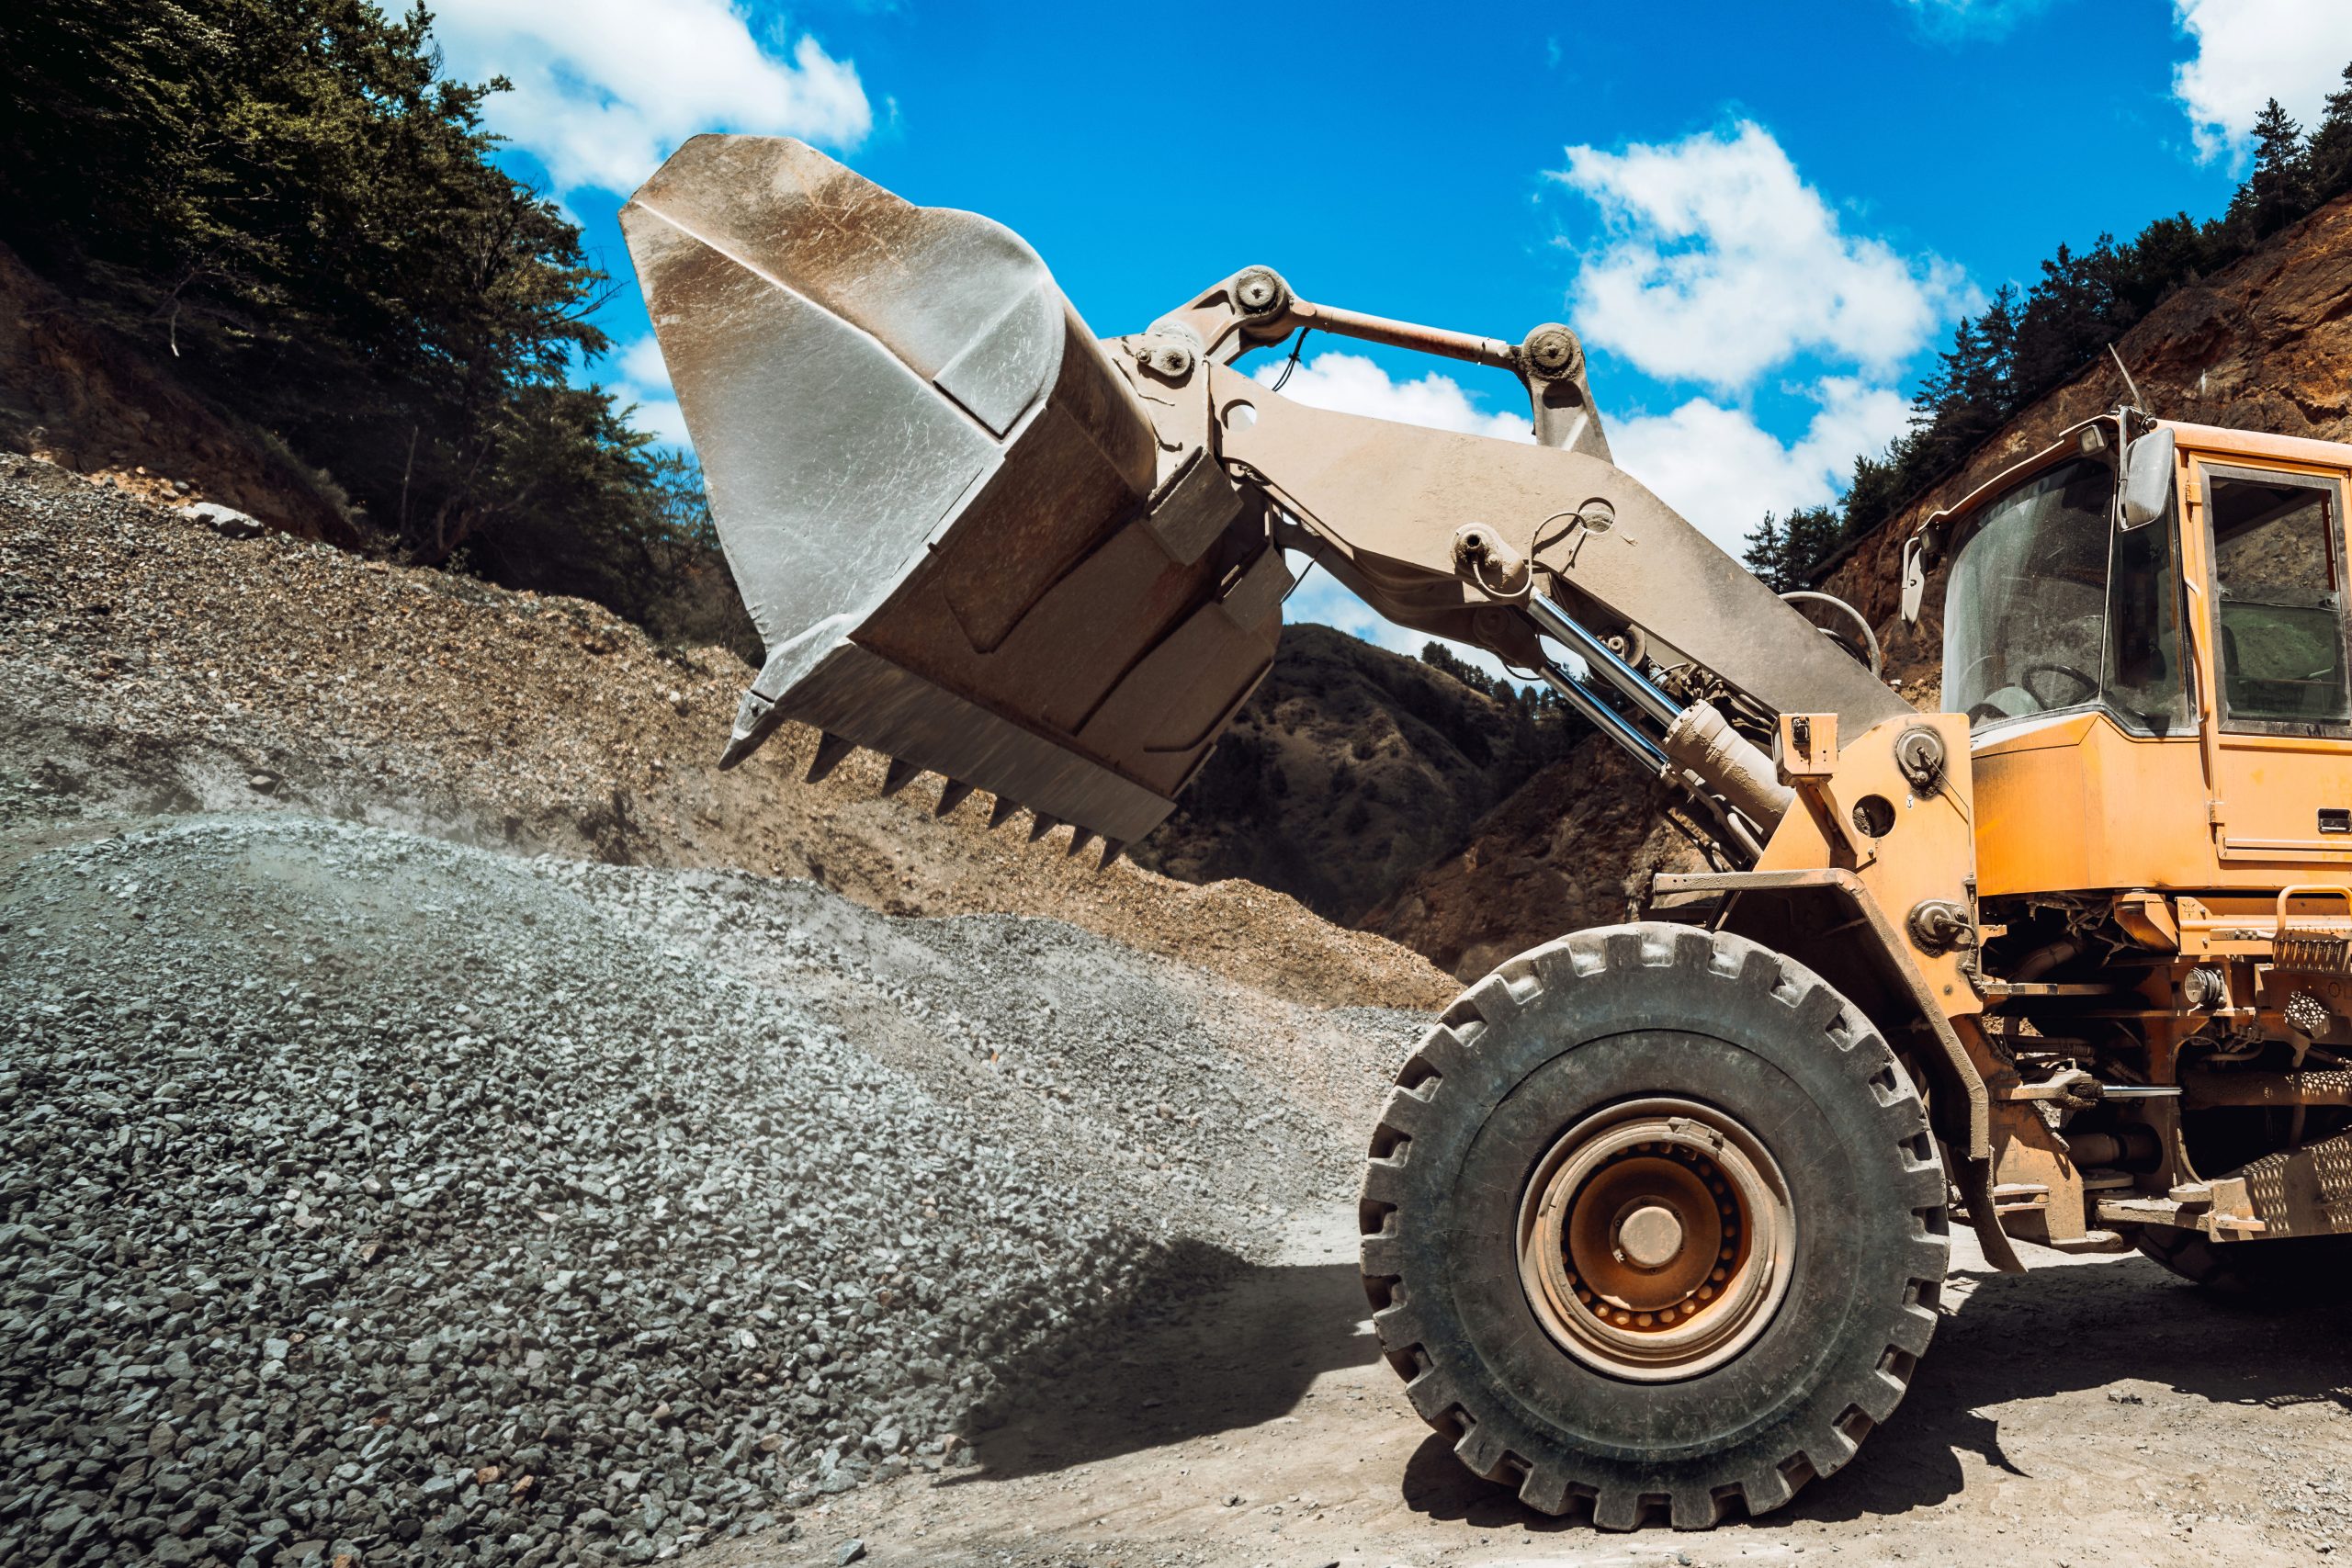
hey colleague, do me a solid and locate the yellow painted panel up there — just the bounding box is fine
[1973,716,2211,895]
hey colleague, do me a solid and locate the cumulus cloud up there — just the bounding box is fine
[2172,0,2352,164]
[1549,122,1974,390]
[610,336,690,448]
[430,0,870,196]
[1252,350,1534,441]
[1610,379,1912,557]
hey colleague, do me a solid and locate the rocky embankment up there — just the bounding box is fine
[0,243,355,547]
[1131,625,1571,926]
[1361,742,1701,980]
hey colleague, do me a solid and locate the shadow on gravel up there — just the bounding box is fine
[1403,1251,2352,1533]
[954,1246,1376,1483]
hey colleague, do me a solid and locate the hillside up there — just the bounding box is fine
[1360,741,1701,979]
[0,242,356,545]
[1131,626,1576,926]
[0,454,1453,1013]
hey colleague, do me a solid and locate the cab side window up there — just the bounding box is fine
[2210,468,2351,732]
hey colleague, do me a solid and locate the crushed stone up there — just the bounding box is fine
[0,815,1421,1566]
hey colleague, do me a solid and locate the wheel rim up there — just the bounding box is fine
[1516,1095,1795,1382]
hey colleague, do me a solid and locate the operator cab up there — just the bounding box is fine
[1913,411,2352,892]
[1939,446,2191,737]
[1924,411,2352,743]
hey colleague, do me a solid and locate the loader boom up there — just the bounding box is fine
[623,135,1905,866]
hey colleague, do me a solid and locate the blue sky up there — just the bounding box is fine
[429,0,2352,659]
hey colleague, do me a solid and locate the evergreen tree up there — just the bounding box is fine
[2234,97,2312,239]
[1742,512,1792,591]
[2310,63,2352,197]
[1742,506,1844,591]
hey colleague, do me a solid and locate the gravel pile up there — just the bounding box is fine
[0,816,1419,1567]
[0,451,1453,1014]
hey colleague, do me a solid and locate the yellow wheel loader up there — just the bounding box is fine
[624,137,2352,1529]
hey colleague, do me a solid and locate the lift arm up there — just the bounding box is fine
[621,135,1909,863]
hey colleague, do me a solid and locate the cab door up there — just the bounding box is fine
[2191,456,2352,863]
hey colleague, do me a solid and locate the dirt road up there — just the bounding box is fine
[712,1211,2352,1568]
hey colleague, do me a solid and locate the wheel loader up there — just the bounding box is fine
[623,136,2352,1529]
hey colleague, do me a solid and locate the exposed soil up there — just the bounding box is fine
[1363,744,1703,982]
[1131,626,1576,930]
[694,1217,2352,1568]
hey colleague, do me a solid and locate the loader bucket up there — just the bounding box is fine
[622,136,1286,849]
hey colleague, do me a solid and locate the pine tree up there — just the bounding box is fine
[2237,97,2312,239]
[1743,512,1792,591]
[2310,62,2352,197]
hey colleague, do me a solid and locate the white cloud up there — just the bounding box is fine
[430,0,870,196]
[1252,351,1532,442]
[611,335,690,448]
[1550,122,1974,390]
[1610,378,1912,556]
[2172,0,2352,164]
[619,335,671,389]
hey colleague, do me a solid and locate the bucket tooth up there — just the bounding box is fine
[1066,829,1097,859]
[881,756,922,797]
[806,731,856,784]
[934,778,976,818]
[1027,812,1060,843]
[986,795,1021,830]
[1096,839,1124,872]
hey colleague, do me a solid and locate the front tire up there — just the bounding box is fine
[1359,924,1949,1529]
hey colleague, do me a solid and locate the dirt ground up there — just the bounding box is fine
[707,1211,2352,1568]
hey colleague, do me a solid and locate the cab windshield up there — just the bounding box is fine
[1941,457,2188,736]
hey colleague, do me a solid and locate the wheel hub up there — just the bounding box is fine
[1517,1096,1795,1382]
[1614,1202,1684,1269]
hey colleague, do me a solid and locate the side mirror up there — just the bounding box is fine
[2119,426,2176,530]
[1900,536,1928,624]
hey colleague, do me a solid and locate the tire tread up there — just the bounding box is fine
[1357,921,1950,1529]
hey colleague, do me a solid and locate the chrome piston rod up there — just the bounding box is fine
[1525,593,1681,728]
[1532,659,1670,774]
[1520,594,1792,849]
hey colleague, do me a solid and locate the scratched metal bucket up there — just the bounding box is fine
[622,136,1285,850]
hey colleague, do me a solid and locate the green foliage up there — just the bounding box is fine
[1415,641,1588,776]
[1741,505,1843,592]
[1748,61,2352,587]
[0,0,754,656]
